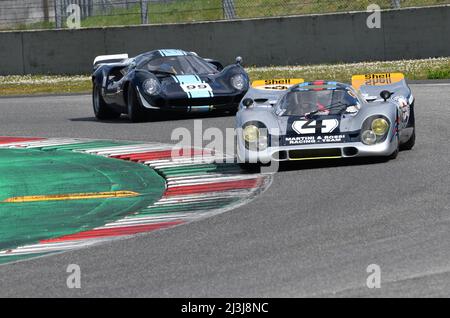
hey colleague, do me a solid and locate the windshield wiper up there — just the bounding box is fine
[305,101,351,118]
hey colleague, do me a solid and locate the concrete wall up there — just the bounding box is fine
[1,5,449,75]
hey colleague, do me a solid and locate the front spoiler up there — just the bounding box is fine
[237,138,399,163]
[137,88,239,112]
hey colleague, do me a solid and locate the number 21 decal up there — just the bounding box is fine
[292,119,339,134]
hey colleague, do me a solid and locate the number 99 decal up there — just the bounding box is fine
[180,83,213,98]
[180,83,212,92]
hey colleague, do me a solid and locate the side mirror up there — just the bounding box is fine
[236,56,243,65]
[242,98,253,108]
[380,90,393,102]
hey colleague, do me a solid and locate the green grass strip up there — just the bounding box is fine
[1,57,449,96]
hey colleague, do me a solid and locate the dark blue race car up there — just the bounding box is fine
[92,49,249,122]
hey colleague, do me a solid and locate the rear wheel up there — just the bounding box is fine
[127,85,148,123]
[92,84,121,120]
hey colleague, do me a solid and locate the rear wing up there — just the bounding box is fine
[351,73,405,90]
[352,73,411,102]
[252,78,304,91]
[93,53,129,70]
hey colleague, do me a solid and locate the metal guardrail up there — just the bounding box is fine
[0,0,449,30]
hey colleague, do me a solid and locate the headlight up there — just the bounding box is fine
[371,118,389,136]
[361,115,390,145]
[242,123,269,151]
[243,125,259,143]
[143,78,160,95]
[361,130,377,145]
[258,135,268,150]
[231,74,246,90]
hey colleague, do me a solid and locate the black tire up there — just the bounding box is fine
[239,163,262,173]
[92,84,121,120]
[127,85,148,123]
[400,102,416,151]
[400,128,416,151]
[224,107,238,116]
[389,135,400,160]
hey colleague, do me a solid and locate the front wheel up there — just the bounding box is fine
[127,85,148,123]
[400,103,416,151]
[400,128,416,151]
[239,162,262,172]
[389,135,400,160]
[92,84,121,120]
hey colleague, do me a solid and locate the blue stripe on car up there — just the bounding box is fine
[173,75,213,99]
[190,106,211,112]
[159,49,187,57]
[174,75,201,84]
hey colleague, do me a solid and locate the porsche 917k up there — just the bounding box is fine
[236,73,415,163]
[92,49,249,122]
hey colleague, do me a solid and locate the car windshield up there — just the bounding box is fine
[145,55,218,75]
[279,87,359,116]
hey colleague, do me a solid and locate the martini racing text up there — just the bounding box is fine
[284,134,347,145]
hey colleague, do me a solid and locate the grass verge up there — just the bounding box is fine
[0,75,90,96]
[0,57,449,96]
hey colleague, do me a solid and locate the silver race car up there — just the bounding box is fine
[236,73,415,163]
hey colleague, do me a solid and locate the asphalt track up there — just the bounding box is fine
[0,83,449,297]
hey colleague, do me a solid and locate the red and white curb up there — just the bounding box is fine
[0,137,272,262]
